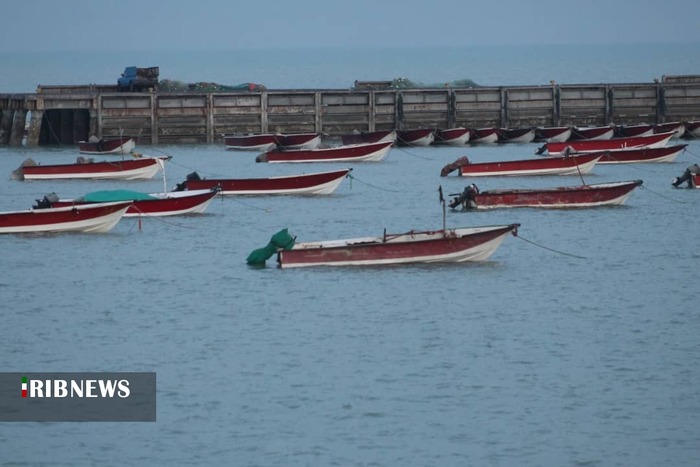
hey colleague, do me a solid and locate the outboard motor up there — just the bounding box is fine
[173,171,202,191]
[33,192,59,209]
[672,164,700,188]
[449,184,480,210]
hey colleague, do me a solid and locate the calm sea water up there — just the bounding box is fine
[2,45,700,466]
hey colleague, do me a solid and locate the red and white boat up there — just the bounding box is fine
[224,133,278,151]
[78,137,137,155]
[256,141,392,163]
[497,128,536,143]
[179,168,351,195]
[615,124,654,138]
[535,127,572,143]
[569,126,614,141]
[595,144,687,164]
[469,128,499,144]
[44,188,219,217]
[654,122,685,139]
[276,133,321,150]
[685,121,700,138]
[397,128,435,146]
[0,201,131,234]
[274,224,520,268]
[433,128,470,145]
[340,130,396,145]
[441,153,601,177]
[542,132,674,156]
[448,180,643,210]
[13,156,168,180]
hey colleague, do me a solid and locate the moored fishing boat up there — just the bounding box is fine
[497,128,536,143]
[224,133,278,151]
[177,168,351,195]
[447,180,643,210]
[654,121,685,139]
[540,132,675,156]
[276,133,321,150]
[535,126,572,143]
[78,137,137,155]
[256,141,392,163]
[615,123,654,138]
[340,130,396,145]
[396,128,435,146]
[594,144,687,164]
[685,121,700,138]
[0,201,131,234]
[249,224,520,268]
[41,188,219,217]
[12,156,169,181]
[440,153,601,177]
[469,128,499,144]
[569,126,614,141]
[433,128,470,145]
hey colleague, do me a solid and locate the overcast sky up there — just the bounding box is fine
[2,0,699,52]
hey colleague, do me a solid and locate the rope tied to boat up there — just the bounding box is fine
[514,234,587,259]
[395,146,434,161]
[346,173,400,192]
[639,184,687,204]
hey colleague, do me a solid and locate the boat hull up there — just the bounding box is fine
[278,224,519,268]
[78,138,137,155]
[397,129,435,146]
[224,134,278,151]
[458,153,601,177]
[570,127,614,141]
[469,128,499,144]
[596,144,687,164]
[459,181,643,210]
[434,128,470,145]
[545,132,674,155]
[257,141,392,163]
[276,133,321,150]
[184,169,351,195]
[50,189,219,217]
[0,201,131,234]
[340,130,396,145]
[498,128,536,143]
[536,127,572,143]
[20,157,165,180]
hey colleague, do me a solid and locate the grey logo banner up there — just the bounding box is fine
[0,372,156,422]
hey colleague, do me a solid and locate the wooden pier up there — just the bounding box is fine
[1,75,699,147]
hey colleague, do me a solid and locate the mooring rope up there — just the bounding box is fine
[228,196,271,212]
[347,173,400,192]
[515,234,587,259]
[639,184,687,203]
[395,145,434,161]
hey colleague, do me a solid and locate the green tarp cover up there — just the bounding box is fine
[81,190,158,202]
[246,228,296,265]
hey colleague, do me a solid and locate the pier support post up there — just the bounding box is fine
[368,90,375,132]
[657,82,666,124]
[447,90,456,129]
[500,88,508,128]
[396,92,404,130]
[26,110,44,147]
[0,109,13,145]
[314,91,322,134]
[552,84,561,126]
[207,93,214,143]
[150,93,158,145]
[9,109,26,146]
[261,91,268,133]
[605,85,613,124]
